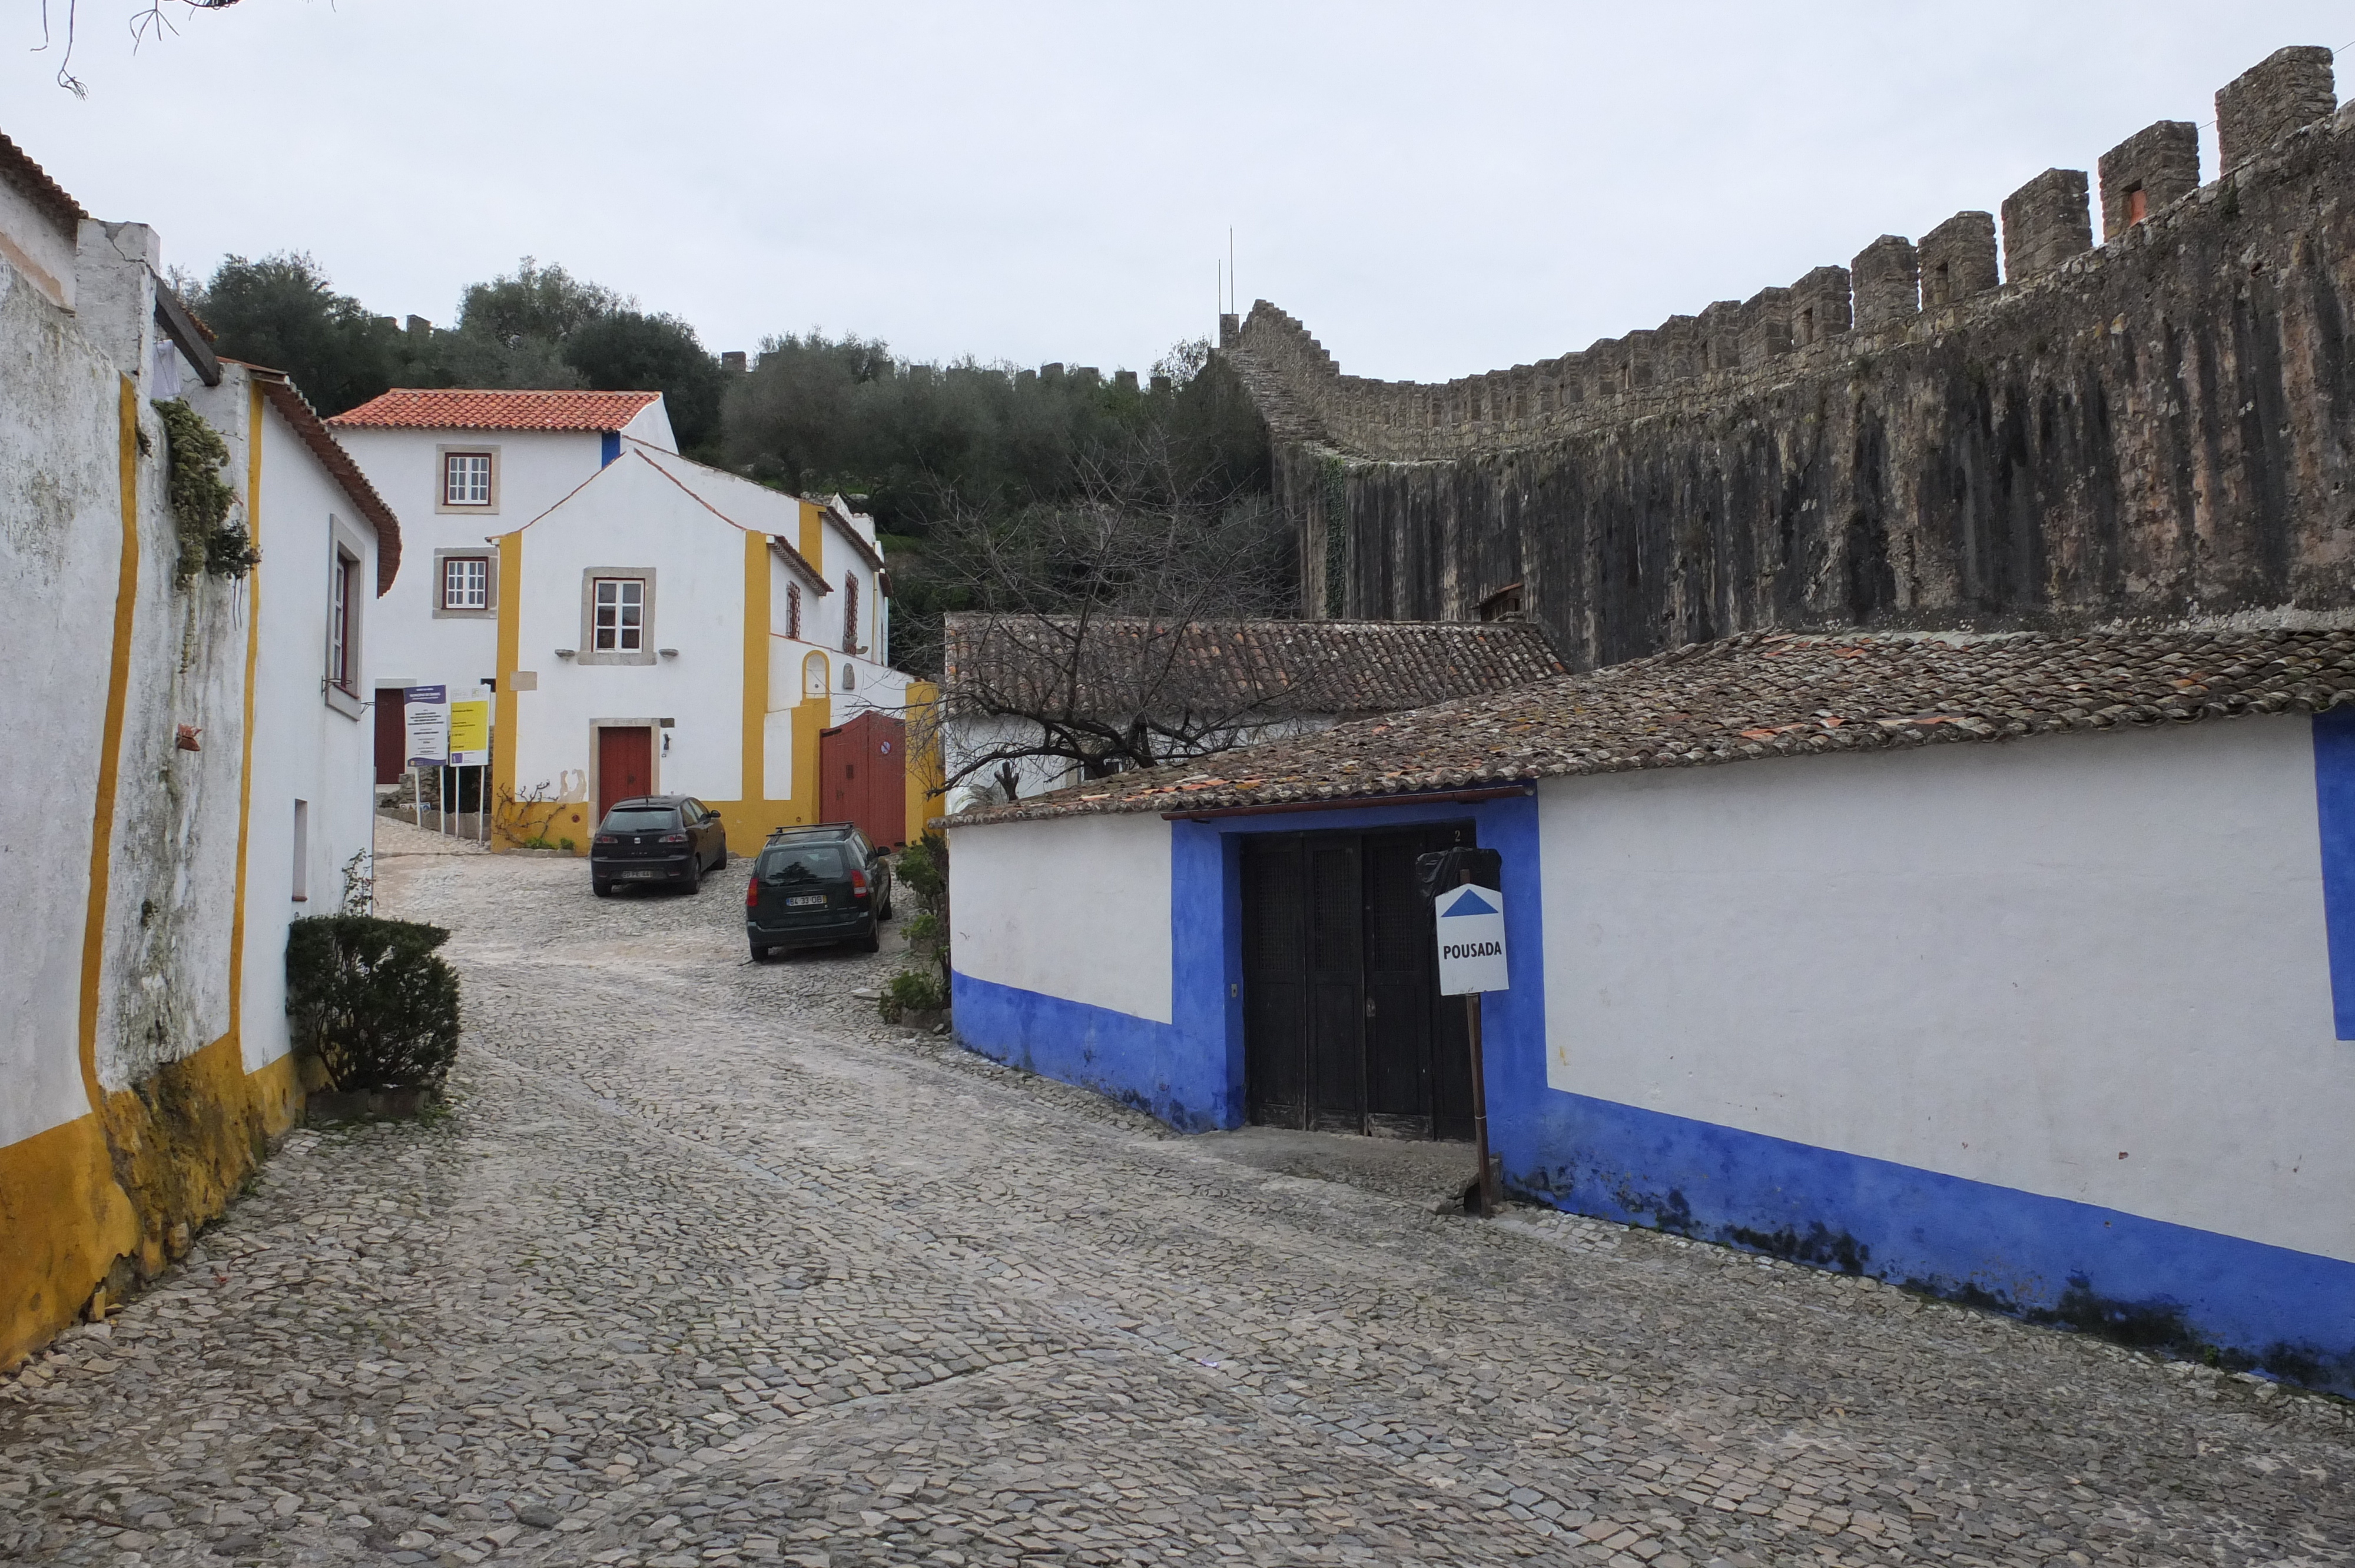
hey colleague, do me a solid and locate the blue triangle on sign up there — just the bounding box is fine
[1441,888,1497,917]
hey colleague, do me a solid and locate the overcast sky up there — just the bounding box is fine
[7,2,2350,383]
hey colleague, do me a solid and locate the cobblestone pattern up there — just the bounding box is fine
[4,839,2351,1567]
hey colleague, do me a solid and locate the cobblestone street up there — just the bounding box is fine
[4,823,2351,1567]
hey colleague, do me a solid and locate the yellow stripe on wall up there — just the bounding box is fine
[78,377,142,1115]
[742,531,768,803]
[492,531,522,847]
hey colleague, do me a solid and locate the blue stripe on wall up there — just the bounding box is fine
[2311,709,2355,1039]
[951,971,1231,1131]
[601,431,622,467]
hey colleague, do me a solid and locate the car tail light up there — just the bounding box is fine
[659,832,688,844]
[850,867,869,898]
[745,875,759,909]
[594,834,619,845]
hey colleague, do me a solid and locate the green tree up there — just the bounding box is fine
[566,310,725,452]
[186,252,414,416]
[455,257,623,344]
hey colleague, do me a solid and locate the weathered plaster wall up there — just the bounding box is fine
[1237,49,2355,671]
[0,229,381,1367]
[1515,715,2355,1386]
[951,812,1174,1024]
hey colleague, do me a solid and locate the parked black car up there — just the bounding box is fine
[745,823,894,958]
[591,796,728,896]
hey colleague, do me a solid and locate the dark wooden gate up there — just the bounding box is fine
[1240,823,1475,1140]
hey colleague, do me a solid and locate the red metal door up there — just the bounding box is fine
[597,726,652,823]
[818,712,907,845]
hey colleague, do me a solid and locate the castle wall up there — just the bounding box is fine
[1232,48,2355,670]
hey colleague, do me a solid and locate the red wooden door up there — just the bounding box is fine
[374,695,407,785]
[597,726,652,822]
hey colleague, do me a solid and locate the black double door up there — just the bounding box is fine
[1240,824,1476,1140]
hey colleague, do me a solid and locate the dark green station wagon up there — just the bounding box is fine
[745,823,894,959]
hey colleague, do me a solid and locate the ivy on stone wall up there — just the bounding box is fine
[152,398,260,585]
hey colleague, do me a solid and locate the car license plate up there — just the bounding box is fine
[785,893,825,906]
[622,869,661,880]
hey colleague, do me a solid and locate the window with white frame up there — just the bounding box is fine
[444,451,493,507]
[442,555,489,611]
[593,577,645,652]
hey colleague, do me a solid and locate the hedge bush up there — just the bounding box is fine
[285,915,461,1093]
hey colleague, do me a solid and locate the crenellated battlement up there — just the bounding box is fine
[1230,45,2344,467]
[1232,46,2355,668]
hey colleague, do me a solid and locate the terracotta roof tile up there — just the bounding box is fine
[327,388,660,433]
[0,131,88,241]
[942,616,1563,721]
[243,368,404,593]
[951,627,2355,825]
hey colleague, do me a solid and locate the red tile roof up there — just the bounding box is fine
[242,367,404,593]
[0,131,88,241]
[327,388,661,433]
[952,627,2355,825]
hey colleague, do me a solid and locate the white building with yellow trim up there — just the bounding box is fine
[331,389,933,851]
[1,132,397,1366]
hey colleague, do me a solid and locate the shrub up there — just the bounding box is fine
[285,915,461,1093]
[880,968,948,1023]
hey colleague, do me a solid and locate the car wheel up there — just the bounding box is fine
[749,938,769,962]
[858,924,881,955]
[685,856,702,893]
[716,843,729,869]
[592,879,612,898]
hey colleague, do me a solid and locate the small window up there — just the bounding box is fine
[444,451,493,507]
[787,582,802,640]
[442,555,489,611]
[2125,185,2149,226]
[1929,260,1952,306]
[841,574,861,653]
[327,551,357,692]
[291,799,310,903]
[593,578,645,652]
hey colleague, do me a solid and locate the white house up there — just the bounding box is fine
[327,387,676,783]
[433,430,927,853]
[944,628,2355,1394]
[938,614,1564,810]
[0,130,396,1364]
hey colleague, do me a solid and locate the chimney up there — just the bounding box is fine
[721,350,747,373]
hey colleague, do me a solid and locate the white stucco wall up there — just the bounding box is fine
[510,454,749,811]
[1538,717,2355,1263]
[218,382,382,1071]
[0,250,140,1145]
[339,426,606,694]
[949,812,1173,1022]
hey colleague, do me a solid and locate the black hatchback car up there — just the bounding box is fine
[591,796,729,896]
[745,823,894,958]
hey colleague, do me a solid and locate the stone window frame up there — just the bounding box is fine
[578,567,658,667]
[323,513,368,720]
[436,444,501,515]
[433,547,499,620]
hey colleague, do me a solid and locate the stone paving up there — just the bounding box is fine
[4,824,2352,1567]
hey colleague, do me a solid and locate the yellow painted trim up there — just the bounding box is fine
[227,380,265,1045]
[491,531,523,849]
[903,678,942,846]
[742,530,768,803]
[78,378,142,1115]
[797,497,825,577]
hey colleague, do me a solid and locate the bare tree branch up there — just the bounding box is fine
[35,0,242,95]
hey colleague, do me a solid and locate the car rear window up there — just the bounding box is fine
[759,844,847,880]
[603,808,679,832]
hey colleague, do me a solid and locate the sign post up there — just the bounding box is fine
[1418,845,1508,1217]
[449,697,490,843]
[403,686,449,832]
